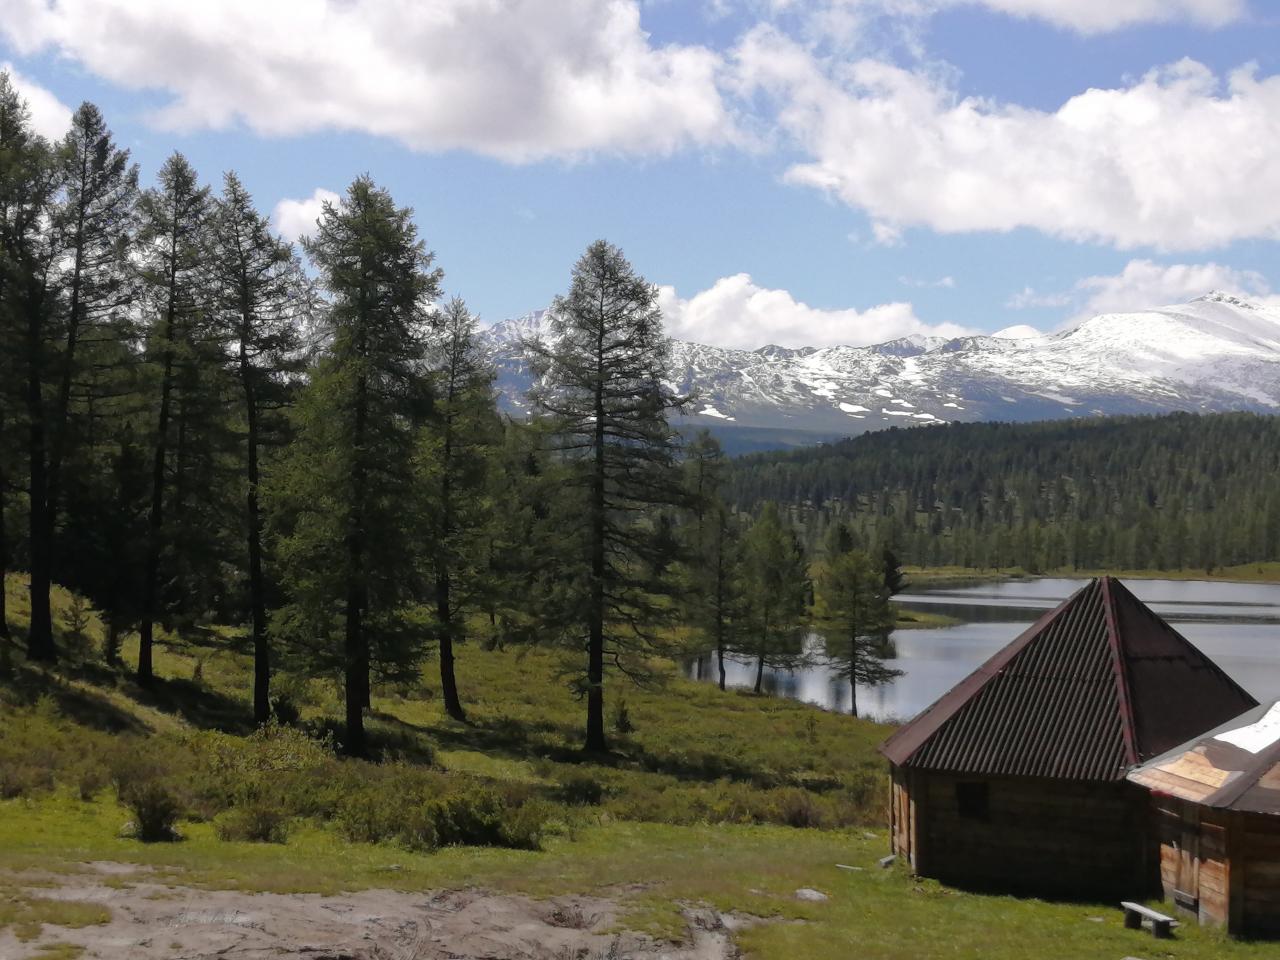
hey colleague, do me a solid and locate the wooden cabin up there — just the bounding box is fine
[879,577,1256,900]
[1128,700,1280,936]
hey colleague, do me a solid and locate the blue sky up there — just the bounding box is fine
[3,0,1279,349]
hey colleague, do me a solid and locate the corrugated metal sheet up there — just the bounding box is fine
[1130,700,1280,814]
[880,577,1257,782]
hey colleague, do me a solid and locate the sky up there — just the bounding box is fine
[3,0,1279,349]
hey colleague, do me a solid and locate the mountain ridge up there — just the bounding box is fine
[480,291,1280,446]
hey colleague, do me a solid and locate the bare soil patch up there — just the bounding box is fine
[1,865,747,959]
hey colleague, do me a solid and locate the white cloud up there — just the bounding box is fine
[657,272,973,348]
[735,32,1280,250]
[1070,259,1273,321]
[960,0,1245,32]
[1,0,733,162]
[2,62,72,139]
[1009,259,1275,325]
[991,323,1044,339]
[821,0,1246,34]
[899,274,955,288]
[1005,287,1074,309]
[272,188,340,242]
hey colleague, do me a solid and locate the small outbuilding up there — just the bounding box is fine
[880,576,1256,900]
[1128,700,1280,936]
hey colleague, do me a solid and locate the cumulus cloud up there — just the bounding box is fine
[272,188,340,242]
[735,31,1280,250]
[656,272,973,348]
[1010,259,1275,325]
[1070,259,1273,320]
[2,62,72,139]
[0,0,733,161]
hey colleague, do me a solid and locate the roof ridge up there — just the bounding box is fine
[1101,577,1141,767]
[878,579,1097,767]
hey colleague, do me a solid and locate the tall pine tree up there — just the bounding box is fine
[272,176,440,757]
[135,153,212,683]
[419,297,497,721]
[531,240,688,752]
[209,171,308,723]
[0,72,58,662]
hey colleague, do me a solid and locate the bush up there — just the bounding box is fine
[557,773,606,806]
[770,787,824,829]
[214,803,290,843]
[74,761,111,801]
[119,779,183,842]
[611,699,634,734]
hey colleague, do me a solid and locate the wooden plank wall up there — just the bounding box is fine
[917,774,1150,898]
[1242,810,1280,937]
[890,766,915,866]
[1151,795,1280,937]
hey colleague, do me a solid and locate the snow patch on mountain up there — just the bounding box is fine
[481,293,1280,438]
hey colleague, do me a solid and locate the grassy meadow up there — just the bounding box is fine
[2,572,1278,958]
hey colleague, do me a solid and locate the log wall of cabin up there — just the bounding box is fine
[909,772,1152,898]
[1150,795,1280,937]
[889,765,919,868]
[1241,809,1280,937]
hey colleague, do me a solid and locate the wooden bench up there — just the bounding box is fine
[1120,902,1178,939]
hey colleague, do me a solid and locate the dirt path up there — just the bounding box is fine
[2,863,748,959]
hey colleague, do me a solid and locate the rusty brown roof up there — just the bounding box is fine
[879,577,1257,781]
[1129,700,1280,814]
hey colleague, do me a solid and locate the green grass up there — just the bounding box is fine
[4,571,1280,957]
[0,873,110,943]
[0,794,1271,959]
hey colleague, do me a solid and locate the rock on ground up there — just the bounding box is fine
[1,864,748,960]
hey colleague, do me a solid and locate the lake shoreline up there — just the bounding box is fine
[905,562,1280,587]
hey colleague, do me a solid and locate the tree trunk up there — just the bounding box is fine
[717,644,727,691]
[585,322,607,753]
[0,413,9,644]
[437,393,466,722]
[850,676,859,718]
[754,654,765,694]
[47,150,89,525]
[239,321,271,724]
[437,570,466,722]
[104,618,120,666]
[343,342,370,755]
[25,291,55,663]
[245,394,269,724]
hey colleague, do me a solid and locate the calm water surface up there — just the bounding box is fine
[686,578,1280,721]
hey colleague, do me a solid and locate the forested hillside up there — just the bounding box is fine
[727,413,1280,573]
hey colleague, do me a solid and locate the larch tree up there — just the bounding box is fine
[740,502,808,694]
[47,102,139,530]
[530,239,688,753]
[134,153,212,684]
[209,171,309,723]
[0,72,58,662]
[419,297,497,722]
[681,430,743,691]
[271,176,440,757]
[816,547,900,717]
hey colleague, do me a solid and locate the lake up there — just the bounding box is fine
[685,578,1280,721]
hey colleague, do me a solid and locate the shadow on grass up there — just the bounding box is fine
[1,630,256,736]
[126,673,256,735]
[0,654,150,736]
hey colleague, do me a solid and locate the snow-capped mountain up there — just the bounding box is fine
[481,293,1280,444]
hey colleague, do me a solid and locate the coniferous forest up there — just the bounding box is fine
[727,413,1280,574]
[2,78,875,755]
